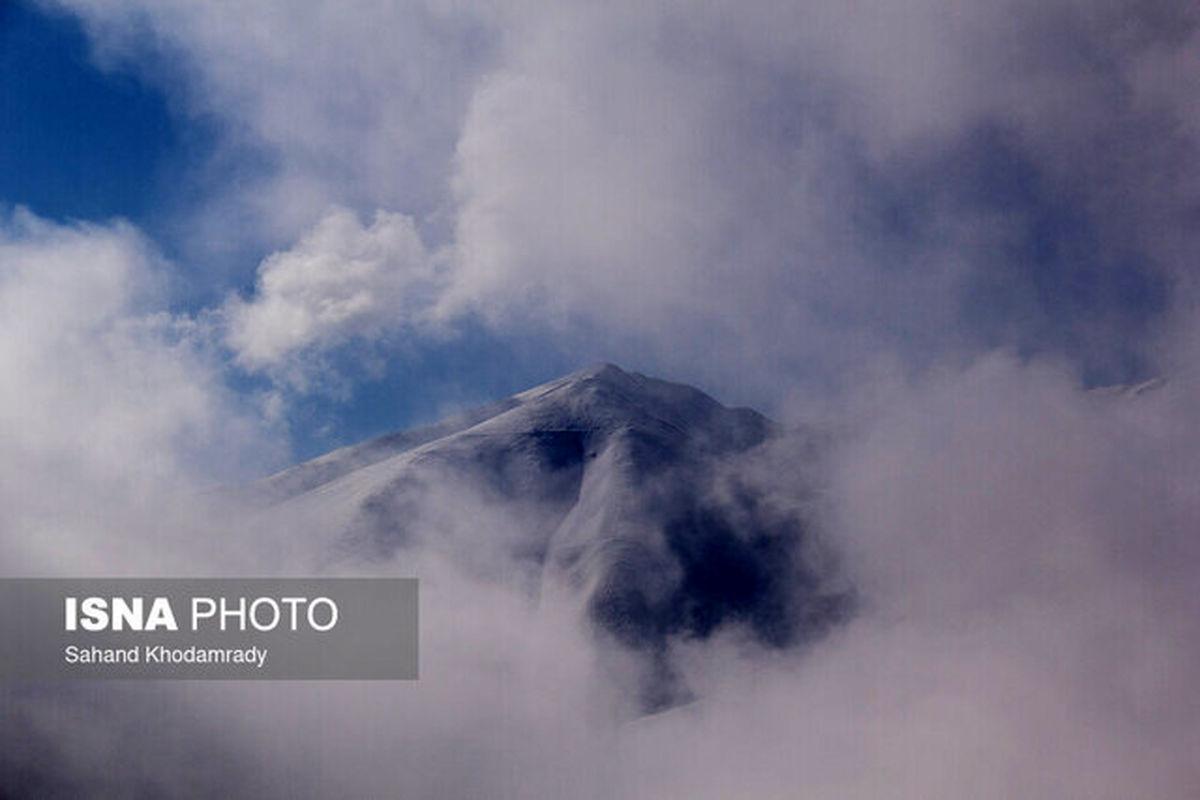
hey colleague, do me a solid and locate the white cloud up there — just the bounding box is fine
[611,356,1200,798]
[50,0,495,249]
[224,207,441,380]
[447,0,1200,394]
[0,209,281,574]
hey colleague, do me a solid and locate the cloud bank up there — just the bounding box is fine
[50,0,1200,402]
[7,352,1197,798]
[0,209,280,575]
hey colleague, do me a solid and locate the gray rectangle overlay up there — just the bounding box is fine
[0,579,418,680]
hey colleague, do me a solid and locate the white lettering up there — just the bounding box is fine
[308,597,338,631]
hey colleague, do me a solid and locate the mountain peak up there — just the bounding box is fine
[570,361,628,381]
[255,364,850,711]
[495,363,773,457]
[261,364,772,500]
[517,361,647,402]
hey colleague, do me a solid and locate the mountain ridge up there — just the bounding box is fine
[260,363,773,501]
[259,363,850,710]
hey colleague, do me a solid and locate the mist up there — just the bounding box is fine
[5,343,1198,797]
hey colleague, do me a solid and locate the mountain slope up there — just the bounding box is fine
[261,363,851,708]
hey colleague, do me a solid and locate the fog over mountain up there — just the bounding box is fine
[3,356,1200,798]
[259,363,851,710]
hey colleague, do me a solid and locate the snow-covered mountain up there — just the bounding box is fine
[260,363,852,708]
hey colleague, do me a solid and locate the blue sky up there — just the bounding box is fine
[2,0,1195,464]
[0,2,182,228]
